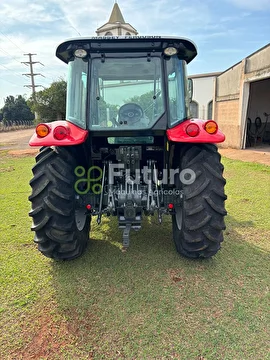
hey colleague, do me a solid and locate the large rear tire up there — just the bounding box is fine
[172,144,227,258]
[29,146,90,260]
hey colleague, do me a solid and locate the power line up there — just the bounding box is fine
[0,46,22,64]
[0,29,25,53]
[36,70,55,82]
[0,76,20,86]
[0,23,55,83]
[0,63,24,79]
[69,24,82,37]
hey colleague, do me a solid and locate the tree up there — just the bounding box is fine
[127,91,163,120]
[98,97,119,124]
[0,95,35,124]
[28,80,67,122]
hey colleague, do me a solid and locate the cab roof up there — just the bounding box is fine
[56,36,197,64]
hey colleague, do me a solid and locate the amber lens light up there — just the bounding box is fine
[186,123,200,137]
[205,121,218,134]
[36,124,49,138]
[53,126,69,140]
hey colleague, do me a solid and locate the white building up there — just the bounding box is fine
[188,72,221,120]
[96,3,138,37]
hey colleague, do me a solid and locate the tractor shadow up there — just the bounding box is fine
[225,214,255,229]
[50,212,269,310]
[47,212,269,357]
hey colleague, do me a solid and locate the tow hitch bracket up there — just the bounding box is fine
[122,223,131,249]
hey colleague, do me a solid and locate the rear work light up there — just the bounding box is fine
[205,121,218,134]
[186,123,200,137]
[164,47,178,56]
[36,124,50,138]
[53,125,69,140]
[74,48,87,58]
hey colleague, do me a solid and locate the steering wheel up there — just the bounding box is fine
[118,103,144,125]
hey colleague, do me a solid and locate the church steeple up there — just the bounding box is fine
[96,2,138,37]
[108,3,125,24]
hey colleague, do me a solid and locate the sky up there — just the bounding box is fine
[0,0,269,108]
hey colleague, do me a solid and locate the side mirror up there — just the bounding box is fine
[187,78,193,102]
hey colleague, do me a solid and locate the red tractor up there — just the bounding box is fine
[29,36,227,260]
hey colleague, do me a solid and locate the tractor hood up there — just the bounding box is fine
[56,36,197,64]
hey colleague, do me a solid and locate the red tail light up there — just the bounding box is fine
[186,123,200,137]
[53,126,69,140]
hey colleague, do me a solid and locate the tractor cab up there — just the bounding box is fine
[56,36,197,137]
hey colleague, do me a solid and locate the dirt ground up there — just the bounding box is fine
[219,146,270,166]
[0,128,270,165]
[0,128,39,155]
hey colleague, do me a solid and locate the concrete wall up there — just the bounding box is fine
[216,62,242,99]
[214,62,243,148]
[215,99,241,148]
[246,45,270,73]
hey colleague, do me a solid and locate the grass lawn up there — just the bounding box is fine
[0,152,269,360]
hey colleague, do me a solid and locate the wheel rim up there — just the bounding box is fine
[174,171,183,231]
[175,205,183,230]
[75,209,87,231]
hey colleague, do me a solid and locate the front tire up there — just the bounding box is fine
[29,146,90,260]
[172,144,227,258]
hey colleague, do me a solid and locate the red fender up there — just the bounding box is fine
[166,118,225,143]
[29,121,88,146]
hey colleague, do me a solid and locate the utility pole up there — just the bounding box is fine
[22,53,44,100]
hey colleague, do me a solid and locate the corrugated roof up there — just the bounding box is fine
[109,3,125,23]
